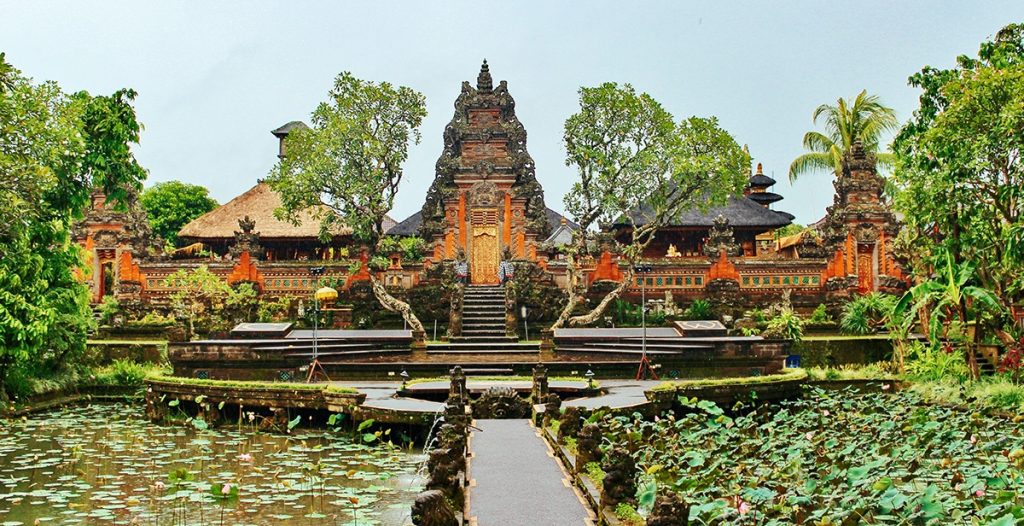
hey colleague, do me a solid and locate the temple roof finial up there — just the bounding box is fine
[756,163,763,175]
[477,59,493,93]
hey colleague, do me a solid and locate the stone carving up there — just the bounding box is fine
[601,446,638,507]
[531,363,549,402]
[230,215,263,259]
[557,405,584,444]
[469,180,501,207]
[449,366,468,405]
[703,215,742,257]
[472,386,531,419]
[576,423,603,471]
[411,490,459,526]
[666,244,681,258]
[543,393,561,426]
[647,492,690,526]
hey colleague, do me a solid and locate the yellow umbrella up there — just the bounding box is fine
[315,286,338,304]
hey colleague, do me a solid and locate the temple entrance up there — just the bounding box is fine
[857,243,876,293]
[471,225,499,285]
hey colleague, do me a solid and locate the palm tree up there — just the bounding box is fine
[788,90,898,182]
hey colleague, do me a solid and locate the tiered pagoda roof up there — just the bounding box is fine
[746,163,783,206]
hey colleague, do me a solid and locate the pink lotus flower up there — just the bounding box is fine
[737,498,750,516]
[238,453,253,462]
[805,432,814,441]
[975,489,985,497]
[822,410,830,416]
[970,435,977,445]
[222,483,232,494]
[882,384,891,390]
[154,481,165,491]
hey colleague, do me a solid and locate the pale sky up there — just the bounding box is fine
[3,2,1022,226]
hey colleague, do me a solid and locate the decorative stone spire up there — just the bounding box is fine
[476,59,493,93]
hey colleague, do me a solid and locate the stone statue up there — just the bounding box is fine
[230,215,263,259]
[472,386,531,419]
[703,215,742,258]
[411,490,458,526]
[601,447,637,507]
[647,492,690,526]
[557,406,584,444]
[531,363,549,402]
[543,393,561,426]
[666,244,681,258]
[576,423,603,471]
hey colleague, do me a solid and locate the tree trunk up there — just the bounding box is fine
[567,270,634,327]
[369,274,425,333]
[551,251,582,330]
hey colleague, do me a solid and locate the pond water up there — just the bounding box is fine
[0,403,424,526]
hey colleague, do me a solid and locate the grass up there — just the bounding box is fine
[148,375,357,393]
[804,363,897,381]
[651,368,807,392]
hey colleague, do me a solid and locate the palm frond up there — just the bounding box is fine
[788,152,835,183]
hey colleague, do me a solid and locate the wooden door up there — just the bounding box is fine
[857,244,876,293]
[470,209,499,285]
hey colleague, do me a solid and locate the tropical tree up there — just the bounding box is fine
[552,82,749,328]
[895,252,1002,379]
[141,180,218,244]
[266,72,427,333]
[788,90,898,182]
[892,22,1024,343]
[0,53,147,399]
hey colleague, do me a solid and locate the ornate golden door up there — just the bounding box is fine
[471,226,499,284]
[470,207,500,285]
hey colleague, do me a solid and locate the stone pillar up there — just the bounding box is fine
[575,423,603,474]
[411,330,427,360]
[540,329,556,360]
[531,363,549,402]
[449,366,467,405]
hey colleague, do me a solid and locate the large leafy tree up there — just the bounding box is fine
[0,53,146,399]
[141,180,218,244]
[788,90,898,182]
[552,83,748,328]
[267,72,427,333]
[892,23,1024,347]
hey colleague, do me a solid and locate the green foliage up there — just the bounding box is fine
[594,387,1024,524]
[267,71,427,332]
[808,304,832,324]
[97,296,122,325]
[840,293,898,335]
[904,340,971,383]
[92,359,164,386]
[614,503,644,526]
[763,308,804,342]
[378,236,426,263]
[140,181,218,244]
[893,23,1024,340]
[583,461,606,490]
[684,299,714,321]
[555,81,748,328]
[0,54,146,400]
[166,266,263,339]
[788,89,898,182]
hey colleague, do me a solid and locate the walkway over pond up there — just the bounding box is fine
[468,419,595,526]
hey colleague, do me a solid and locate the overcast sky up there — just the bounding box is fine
[3,2,1022,226]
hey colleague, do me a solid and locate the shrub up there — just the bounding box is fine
[684,299,714,320]
[98,296,122,325]
[94,359,152,386]
[614,503,644,526]
[809,303,832,324]
[763,309,804,342]
[840,293,897,335]
[905,341,970,382]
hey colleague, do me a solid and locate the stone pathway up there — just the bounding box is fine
[563,379,661,410]
[468,419,595,526]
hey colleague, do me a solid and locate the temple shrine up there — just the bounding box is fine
[74,61,907,319]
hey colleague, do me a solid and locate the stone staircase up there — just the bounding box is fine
[428,285,537,355]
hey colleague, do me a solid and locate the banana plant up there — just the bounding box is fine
[895,251,1003,379]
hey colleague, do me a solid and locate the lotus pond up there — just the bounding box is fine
[592,386,1024,525]
[0,403,423,525]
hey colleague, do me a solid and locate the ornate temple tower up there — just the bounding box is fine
[419,60,550,284]
[820,142,905,307]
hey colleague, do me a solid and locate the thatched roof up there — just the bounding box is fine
[178,182,357,240]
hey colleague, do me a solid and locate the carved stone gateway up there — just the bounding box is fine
[418,61,551,264]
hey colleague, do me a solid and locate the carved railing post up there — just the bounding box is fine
[575,423,603,473]
[543,393,561,427]
[557,405,584,444]
[601,446,637,509]
[647,492,690,526]
[449,366,467,405]
[531,363,549,402]
[448,282,464,339]
[505,281,518,339]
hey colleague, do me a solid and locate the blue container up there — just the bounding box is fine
[785,355,801,368]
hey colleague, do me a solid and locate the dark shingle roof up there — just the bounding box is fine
[618,196,793,229]
[748,191,784,205]
[749,174,777,188]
